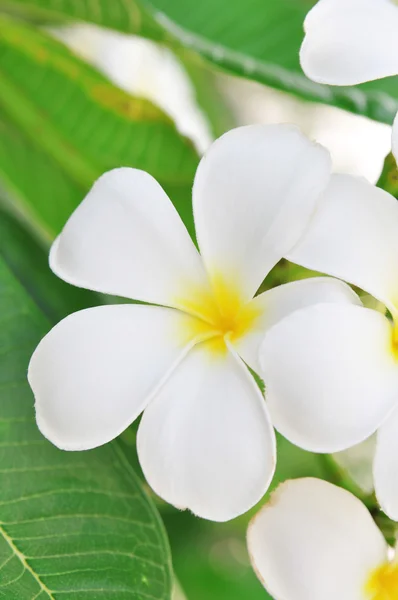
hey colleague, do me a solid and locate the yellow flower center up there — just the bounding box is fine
[391,323,398,359]
[366,562,398,600]
[175,273,261,353]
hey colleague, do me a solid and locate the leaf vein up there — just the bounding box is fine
[0,524,54,598]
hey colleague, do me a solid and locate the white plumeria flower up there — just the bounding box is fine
[300,0,398,163]
[247,477,398,600]
[259,173,398,521]
[27,124,356,522]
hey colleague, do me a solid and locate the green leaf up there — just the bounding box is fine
[2,0,398,124]
[145,0,398,125]
[0,0,162,38]
[0,210,173,599]
[0,14,199,239]
[0,116,82,242]
[0,207,97,321]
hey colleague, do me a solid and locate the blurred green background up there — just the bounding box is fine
[0,1,396,598]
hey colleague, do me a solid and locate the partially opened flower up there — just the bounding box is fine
[28,124,355,521]
[259,173,398,520]
[300,0,398,162]
[247,477,398,600]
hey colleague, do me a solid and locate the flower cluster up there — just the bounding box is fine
[247,0,398,598]
[27,0,398,597]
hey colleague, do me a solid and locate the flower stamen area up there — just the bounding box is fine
[176,274,261,353]
[366,562,398,600]
[390,323,398,359]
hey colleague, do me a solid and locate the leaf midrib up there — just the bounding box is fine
[0,521,55,599]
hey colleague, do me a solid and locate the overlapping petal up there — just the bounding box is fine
[301,0,398,85]
[259,303,398,453]
[287,174,398,315]
[247,478,387,600]
[137,344,276,522]
[374,404,398,521]
[50,168,211,310]
[29,305,207,450]
[233,277,360,373]
[192,124,331,302]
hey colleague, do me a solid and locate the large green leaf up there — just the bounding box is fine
[0,0,161,36]
[0,116,82,242]
[0,210,173,599]
[0,13,199,239]
[2,0,398,125]
[145,0,398,125]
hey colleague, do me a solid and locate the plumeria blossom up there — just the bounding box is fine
[295,0,398,519]
[27,124,357,522]
[300,0,398,163]
[259,173,398,521]
[247,478,398,600]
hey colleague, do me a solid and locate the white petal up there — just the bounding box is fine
[137,344,276,521]
[50,168,210,309]
[233,277,360,373]
[29,305,205,450]
[247,478,388,600]
[287,174,398,316]
[374,404,398,521]
[301,0,398,85]
[259,303,398,453]
[393,111,398,164]
[192,124,331,302]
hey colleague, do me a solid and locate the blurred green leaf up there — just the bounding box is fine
[0,116,82,242]
[0,206,97,320]
[0,0,162,38]
[3,0,398,124]
[0,14,199,239]
[0,209,173,599]
[146,0,398,125]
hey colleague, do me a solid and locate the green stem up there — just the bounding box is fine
[319,454,377,510]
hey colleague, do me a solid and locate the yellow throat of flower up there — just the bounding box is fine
[175,273,261,353]
[391,323,398,359]
[366,562,398,600]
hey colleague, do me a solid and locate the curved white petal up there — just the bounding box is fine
[137,344,276,522]
[233,277,360,373]
[50,168,210,309]
[393,111,398,164]
[29,305,205,450]
[259,303,398,453]
[192,124,331,302]
[374,404,398,521]
[287,174,398,316]
[301,0,398,85]
[247,478,388,600]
